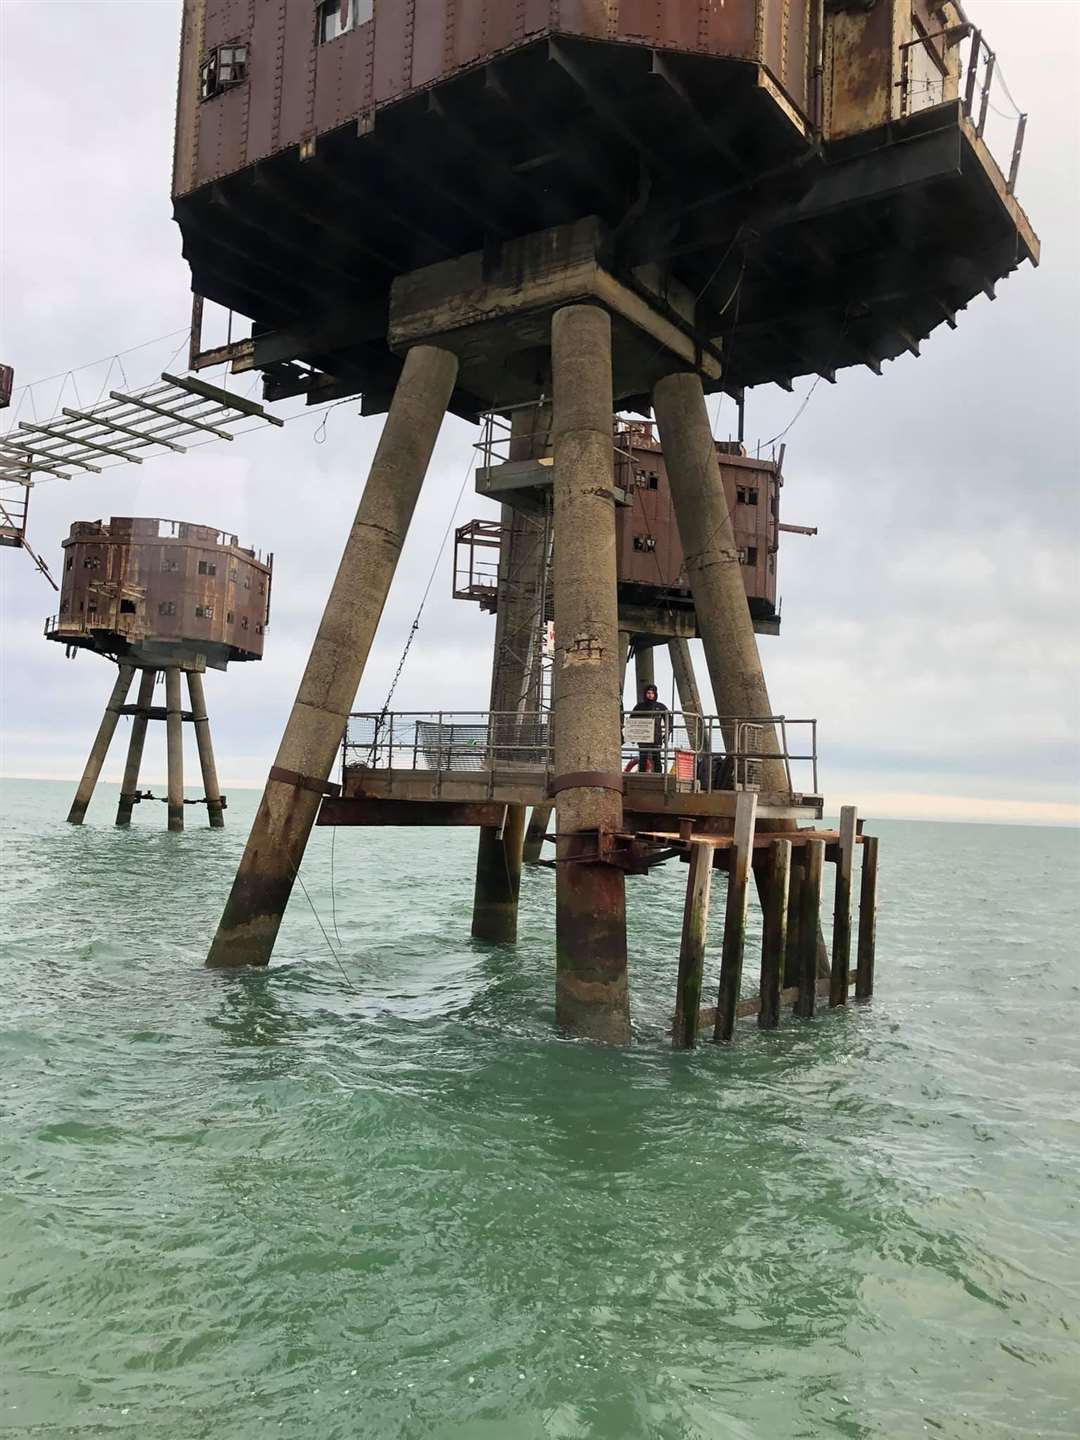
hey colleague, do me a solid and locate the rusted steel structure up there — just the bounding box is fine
[178,0,1038,1042]
[46,517,272,830]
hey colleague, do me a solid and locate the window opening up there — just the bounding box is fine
[120,599,137,615]
[633,535,657,553]
[159,601,176,617]
[162,557,180,573]
[241,616,249,630]
[83,555,101,570]
[227,611,235,625]
[318,0,372,44]
[65,556,73,571]
[195,605,214,620]
[736,485,759,506]
[198,560,217,576]
[741,545,759,567]
[201,43,248,102]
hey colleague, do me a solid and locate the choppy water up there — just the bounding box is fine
[1,778,1078,1439]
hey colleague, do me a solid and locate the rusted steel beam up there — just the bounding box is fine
[673,839,714,1050]
[855,835,880,1000]
[116,669,156,828]
[714,792,758,1043]
[67,665,136,825]
[795,840,825,1019]
[317,798,511,827]
[759,839,791,1030]
[830,806,858,1007]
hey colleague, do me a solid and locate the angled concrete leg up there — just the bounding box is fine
[653,370,830,975]
[67,664,136,824]
[206,344,459,968]
[116,669,156,826]
[187,670,225,828]
[551,304,629,1043]
[165,668,185,833]
[668,639,705,752]
[633,641,655,702]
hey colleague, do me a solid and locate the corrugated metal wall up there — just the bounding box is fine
[176,0,817,195]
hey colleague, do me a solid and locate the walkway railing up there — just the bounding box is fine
[343,710,819,799]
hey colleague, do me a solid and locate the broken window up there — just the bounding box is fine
[83,555,101,570]
[198,559,217,576]
[65,555,73,571]
[255,623,264,635]
[120,599,137,615]
[195,605,214,620]
[162,557,180,573]
[200,43,248,101]
[318,0,372,44]
[241,616,249,630]
[736,485,759,506]
[741,545,759,567]
[159,601,176,617]
[633,535,657,553]
[226,611,235,625]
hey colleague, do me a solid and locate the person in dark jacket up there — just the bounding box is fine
[631,684,669,774]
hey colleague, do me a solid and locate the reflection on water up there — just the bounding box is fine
[1,779,1078,1439]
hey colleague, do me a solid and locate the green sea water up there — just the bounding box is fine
[1,778,1077,1439]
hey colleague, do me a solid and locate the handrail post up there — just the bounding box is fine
[1007,113,1028,195]
[976,48,996,139]
[963,28,981,117]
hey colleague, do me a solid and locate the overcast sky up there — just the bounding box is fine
[1,0,1077,826]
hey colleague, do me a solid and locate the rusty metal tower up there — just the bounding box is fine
[172,0,1038,1041]
[47,517,272,830]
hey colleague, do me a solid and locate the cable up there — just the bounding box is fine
[8,328,192,396]
[330,826,343,948]
[759,374,823,450]
[292,864,357,993]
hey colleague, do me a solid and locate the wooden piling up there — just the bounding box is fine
[714,791,758,1043]
[830,806,858,1007]
[673,839,714,1049]
[758,839,791,1030]
[795,839,824,1018]
[855,835,879,1000]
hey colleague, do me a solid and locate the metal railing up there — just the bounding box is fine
[898,24,1027,195]
[342,710,820,800]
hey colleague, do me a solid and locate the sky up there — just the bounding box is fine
[1,0,1077,826]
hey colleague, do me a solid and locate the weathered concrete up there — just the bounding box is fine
[668,638,705,752]
[165,668,185,833]
[187,670,225,829]
[550,304,629,1043]
[206,343,459,968]
[654,371,831,978]
[472,408,550,938]
[116,669,157,827]
[67,664,136,825]
[633,642,655,700]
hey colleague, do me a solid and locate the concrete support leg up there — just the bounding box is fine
[522,804,552,865]
[187,670,225,829]
[165,668,185,833]
[633,641,655,702]
[758,839,791,1030]
[116,669,156,827]
[472,411,550,936]
[653,370,830,977]
[67,664,136,825]
[550,304,629,1043]
[618,630,631,702]
[206,343,459,968]
[473,806,527,942]
[668,638,705,752]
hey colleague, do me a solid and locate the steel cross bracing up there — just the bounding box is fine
[0,371,283,489]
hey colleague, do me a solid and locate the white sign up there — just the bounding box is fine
[624,716,658,745]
